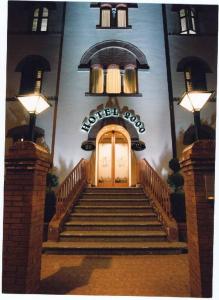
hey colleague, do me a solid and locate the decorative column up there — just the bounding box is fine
[3,141,51,294]
[103,69,107,93]
[180,140,215,297]
[120,69,125,94]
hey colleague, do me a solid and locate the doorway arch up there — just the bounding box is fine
[95,124,131,187]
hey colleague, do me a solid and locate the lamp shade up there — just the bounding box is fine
[81,140,95,151]
[17,93,50,115]
[131,140,146,151]
[179,90,213,112]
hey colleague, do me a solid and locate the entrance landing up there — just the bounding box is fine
[40,254,190,296]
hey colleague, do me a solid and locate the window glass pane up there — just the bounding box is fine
[106,66,121,93]
[101,9,111,27]
[191,17,196,31]
[36,70,42,79]
[191,9,195,17]
[32,18,38,31]
[43,7,48,17]
[185,70,191,80]
[124,68,137,94]
[180,17,187,32]
[34,80,41,93]
[98,141,112,184]
[91,67,104,93]
[180,9,185,17]
[41,18,48,31]
[34,8,39,17]
[186,81,193,92]
[117,9,127,27]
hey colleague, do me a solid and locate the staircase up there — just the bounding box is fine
[43,187,187,254]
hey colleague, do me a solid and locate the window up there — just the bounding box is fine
[20,68,44,94]
[100,5,111,27]
[106,65,121,94]
[123,65,137,94]
[90,65,104,94]
[184,67,193,91]
[90,64,137,95]
[32,7,49,32]
[177,57,211,92]
[97,3,131,28]
[117,5,128,28]
[179,7,197,35]
[16,55,50,94]
[34,70,43,93]
[184,64,207,91]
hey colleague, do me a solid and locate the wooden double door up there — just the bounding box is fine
[98,130,129,187]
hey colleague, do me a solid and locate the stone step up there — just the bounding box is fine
[78,199,150,206]
[73,205,154,213]
[85,188,144,194]
[80,193,147,200]
[42,241,188,255]
[59,230,167,242]
[64,220,163,231]
[69,212,157,222]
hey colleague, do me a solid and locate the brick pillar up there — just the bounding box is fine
[180,140,215,297]
[3,141,51,294]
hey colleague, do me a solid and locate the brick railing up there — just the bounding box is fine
[139,159,178,241]
[48,158,88,241]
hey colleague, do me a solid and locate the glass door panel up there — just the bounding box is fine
[98,132,112,186]
[97,130,129,187]
[114,132,129,187]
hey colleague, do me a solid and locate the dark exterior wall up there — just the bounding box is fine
[7,1,64,33]
[166,5,218,35]
[5,1,65,151]
[165,4,217,157]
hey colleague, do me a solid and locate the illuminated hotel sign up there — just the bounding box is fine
[81,107,145,134]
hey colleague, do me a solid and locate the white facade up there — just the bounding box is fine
[5,2,217,183]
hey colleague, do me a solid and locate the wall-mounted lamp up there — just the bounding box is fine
[179,90,213,140]
[17,93,50,141]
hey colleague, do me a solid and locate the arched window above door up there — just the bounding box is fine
[79,40,149,97]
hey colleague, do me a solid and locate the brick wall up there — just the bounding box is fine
[180,140,215,297]
[2,141,51,293]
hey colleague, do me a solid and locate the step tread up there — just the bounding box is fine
[75,205,152,209]
[65,220,162,226]
[70,212,156,217]
[60,230,167,237]
[80,198,149,201]
[43,241,187,250]
[83,192,145,194]
[85,188,143,189]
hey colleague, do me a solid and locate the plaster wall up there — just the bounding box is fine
[53,2,173,181]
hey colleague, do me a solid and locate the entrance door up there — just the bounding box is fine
[98,130,129,187]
